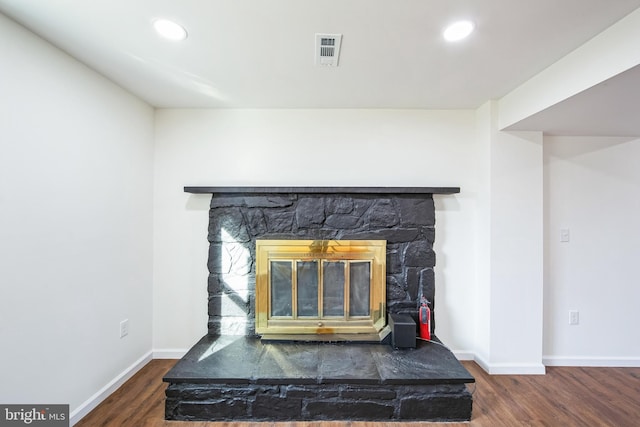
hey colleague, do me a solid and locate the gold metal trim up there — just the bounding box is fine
[255,240,387,341]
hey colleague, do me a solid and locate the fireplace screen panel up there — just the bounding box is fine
[256,240,387,341]
[269,260,372,320]
[322,261,345,317]
[349,261,371,317]
[270,261,293,317]
[296,260,318,317]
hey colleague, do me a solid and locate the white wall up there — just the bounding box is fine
[474,101,545,374]
[153,109,479,354]
[0,13,154,421]
[473,102,493,365]
[487,128,544,373]
[544,136,640,366]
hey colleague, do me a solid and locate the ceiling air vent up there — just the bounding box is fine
[315,33,342,67]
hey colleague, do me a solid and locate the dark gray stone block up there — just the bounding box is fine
[326,197,354,214]
[284,385,318,399]
[341,387,397,400]
[255,342,320,384]
[386,247,403,274]
[208,207,250,243]
[343,228,420,243]
[318,344,379,384]
[263,210,295,232]
[399,394,472,421]
[209,196,248,208]
[243,195,296,208]
[206,243,227,274]
[419,267,435,298]
[245,209,268,236]
[174,400,248,420]
[306,401,395,420]
[208,294,250,317]
[325,213,362,229]
[295,197,326,228]
[368,199,399,228]
[386,275,408,301]
[404,240,436,267]
[396,197,435,226]
[253,394,302,419]
[405,267,419,302]
[421,225,436,245]
[207,274,224,295]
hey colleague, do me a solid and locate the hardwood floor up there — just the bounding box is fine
[75,359,640,427]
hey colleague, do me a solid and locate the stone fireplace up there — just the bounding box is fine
[163,186,474,422]
[203,186,452,337]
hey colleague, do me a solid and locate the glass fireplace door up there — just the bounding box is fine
[256,240,387,341]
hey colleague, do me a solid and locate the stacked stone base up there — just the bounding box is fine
[163,335,474,422]
[165,382,472,422]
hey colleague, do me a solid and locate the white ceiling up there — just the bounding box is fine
[1,0,640,135]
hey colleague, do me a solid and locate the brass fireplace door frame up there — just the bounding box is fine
[255,240,389,342]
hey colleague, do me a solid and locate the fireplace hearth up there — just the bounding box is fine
[164,186,474,422]
[164,335,473,421]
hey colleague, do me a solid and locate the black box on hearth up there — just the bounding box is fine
[389,313,416,348]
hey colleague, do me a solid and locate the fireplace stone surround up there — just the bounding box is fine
[163,186,474,422]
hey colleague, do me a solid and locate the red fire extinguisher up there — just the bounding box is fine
[419,296,431,341]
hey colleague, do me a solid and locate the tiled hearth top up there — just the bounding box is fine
[163,335,474,386]
[184,186,460,195]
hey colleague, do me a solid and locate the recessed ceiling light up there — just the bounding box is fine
[443,20,475,42]
[153,18,188,41]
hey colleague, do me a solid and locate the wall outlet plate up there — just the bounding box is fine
[120,319,129,338]
[569,310,579,325]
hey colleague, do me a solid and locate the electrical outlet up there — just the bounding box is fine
[569,310,579,325]
[120,319,129,338]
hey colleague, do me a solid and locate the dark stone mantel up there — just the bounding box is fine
[184,186,460,195]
